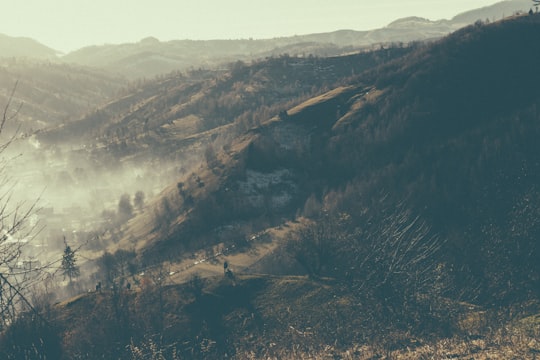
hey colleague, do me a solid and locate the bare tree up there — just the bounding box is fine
[344,200,445,321]
[285,211,349,278]
[135,264,171,332]
[0,82,43,330]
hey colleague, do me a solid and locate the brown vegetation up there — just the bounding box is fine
[2,14,540,360]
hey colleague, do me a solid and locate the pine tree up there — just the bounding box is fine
[61,238,80,284]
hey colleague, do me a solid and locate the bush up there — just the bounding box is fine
[0,315,62,360]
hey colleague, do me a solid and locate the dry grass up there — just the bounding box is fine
[233,307,540,360]
[286,86,356,117]
[46,267,539,360]
[160,114,202,137]
[234,333,539,360]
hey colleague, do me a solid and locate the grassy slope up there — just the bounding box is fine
[49,274,539,359]
[4,14,540,360]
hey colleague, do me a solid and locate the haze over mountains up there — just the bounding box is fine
[0,33,59,58]
[0,0,531,78]
[0,1,539,359]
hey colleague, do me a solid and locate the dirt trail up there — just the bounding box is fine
[134,220,301,286]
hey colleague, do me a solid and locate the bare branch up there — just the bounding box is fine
[0,82,45,330]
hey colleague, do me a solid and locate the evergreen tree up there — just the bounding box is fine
[61,238,80,283]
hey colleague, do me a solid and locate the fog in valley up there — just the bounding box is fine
[3,122,191,290]
[2,1,539,358]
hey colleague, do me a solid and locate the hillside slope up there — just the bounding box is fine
[0,33,58,58]
[3,13,540,359]
[0,59,125,132]
[106,14,540,305]
[452,0,530,23]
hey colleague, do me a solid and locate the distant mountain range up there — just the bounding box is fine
[0,33,59,58]
[0,1,531,78]
[452,0,531,23]
[1,0,540,356]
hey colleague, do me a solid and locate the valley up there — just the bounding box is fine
[0,2,539,359]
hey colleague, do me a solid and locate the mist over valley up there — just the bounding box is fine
[0,1,539,358]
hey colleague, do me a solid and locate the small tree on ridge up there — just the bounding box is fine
[61,237,80,285]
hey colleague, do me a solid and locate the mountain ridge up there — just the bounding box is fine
[1,6,539,359]
[57,0,531,78]
[1,1,531,79]
[0,32,59,58]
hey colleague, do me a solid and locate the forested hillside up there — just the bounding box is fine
[1,13,540,360]
[0,59,125,132]
[325,15,540,304]
[119,14,540,308]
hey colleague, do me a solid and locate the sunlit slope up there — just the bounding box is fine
[11,13,540,359]
[126,14,540,303]
[37,47,410,152]
[0,59,125,132]
[32,14,540,305]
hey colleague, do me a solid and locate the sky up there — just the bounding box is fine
[2,0,504,53]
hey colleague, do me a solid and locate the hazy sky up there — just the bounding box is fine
[3,0,503,53]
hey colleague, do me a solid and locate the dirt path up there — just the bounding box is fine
[134,220,301,286]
